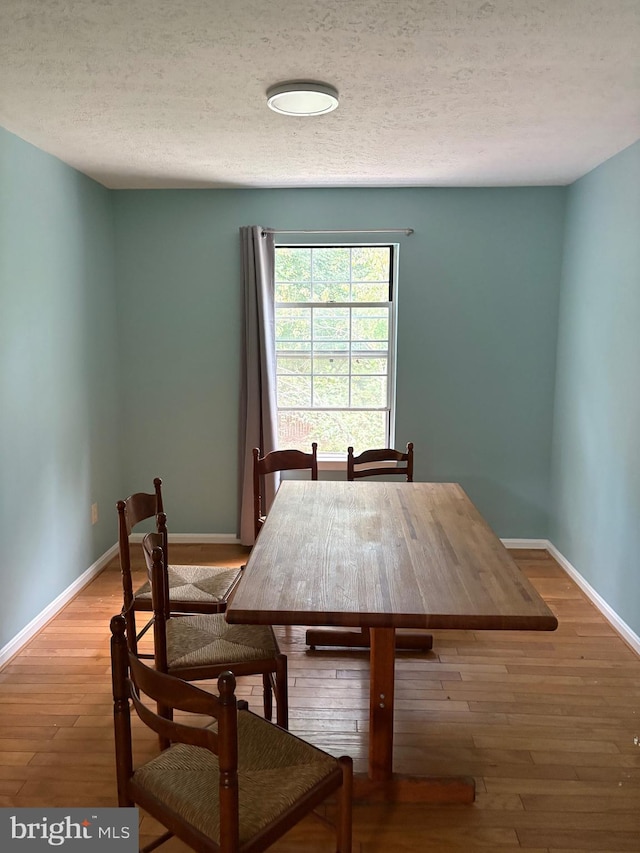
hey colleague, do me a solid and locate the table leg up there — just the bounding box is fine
[352,625,476,804]
[369,627,396,781]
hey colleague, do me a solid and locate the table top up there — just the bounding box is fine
[226,481,558,632]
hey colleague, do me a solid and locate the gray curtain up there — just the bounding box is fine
[239,226,278,545]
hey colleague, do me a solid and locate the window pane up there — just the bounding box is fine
[313,307,349,341]
[312,247,350,282]
[275,247,391,302]
[352,282,389,301]
[314,340,349,352]
[352,307,388,342]
[276,281,312,302]
[312,280,350,302]
[351,246,390,282]
[351,356,387,375]
[351,342,387,355]
[274,244,395,455]
[275,307,311,343]
[313,376,349,407]
[278,410,387,455]
[276,340,311,352]
[275,248,312,302]
[313,355,349,375]
[277,356,311,375]
[278,375,311,407]
[352,376,387,408]
[275,247,311,282]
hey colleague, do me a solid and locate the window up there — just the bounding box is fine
[274,244,397,457]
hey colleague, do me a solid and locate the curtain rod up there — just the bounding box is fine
[262,227,414,236]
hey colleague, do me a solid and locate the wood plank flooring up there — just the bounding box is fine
[1,546,639,851]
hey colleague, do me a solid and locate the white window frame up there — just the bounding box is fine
[274,242,399,463]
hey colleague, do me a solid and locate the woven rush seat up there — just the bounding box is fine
[166,615,278,670]
[110,614,351,852]
[143,532,288,729]
[132,710,338,845]
[117,480,245,663]
[135,565,242,605]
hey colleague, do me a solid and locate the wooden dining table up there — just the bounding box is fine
[226,480,558,803]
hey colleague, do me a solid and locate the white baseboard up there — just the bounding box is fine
[0,543,119,670]
[545,541,640,656]
[0,533,241,669]
[501,538,548,549]
[502,537,640,656]
[129,533,241,544]
[3,535,637,669]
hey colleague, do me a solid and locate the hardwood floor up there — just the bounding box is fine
[1,546,639,851]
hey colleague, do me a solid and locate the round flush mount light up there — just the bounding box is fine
[266,81,339,116]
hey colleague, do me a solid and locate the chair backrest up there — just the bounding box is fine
[110,614,241,850]
[141,531,171,672]
[116,479,167,653]
[118,478,165,535]
[347,442,414,482]
[116,478,165,602]
[252,443,318,538]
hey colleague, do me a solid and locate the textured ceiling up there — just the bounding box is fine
[1,0,639,189]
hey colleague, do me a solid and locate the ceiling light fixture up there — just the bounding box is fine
[266,81,339,116]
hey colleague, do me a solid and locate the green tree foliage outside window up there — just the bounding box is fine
[274,245,395,455]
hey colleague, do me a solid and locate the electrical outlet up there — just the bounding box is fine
[91,503,99,525]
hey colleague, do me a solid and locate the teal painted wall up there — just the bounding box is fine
[114,187,565,537]
[550,140,640,637]
[0,127,121,648]
[4,119,638,651]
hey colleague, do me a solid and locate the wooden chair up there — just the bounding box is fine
[111,614,352,853]
[307,441,432,653]
[253,443,318,539]
[143,532,288,730]
[117,477,243,654]
[347,442,414,481]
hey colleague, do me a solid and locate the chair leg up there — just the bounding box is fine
[276,655,289,729]
[275,654,288,729]
[336,755,353,853]
[123,606,138,657]
[118,790,135,808]
[262,672,273,722]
